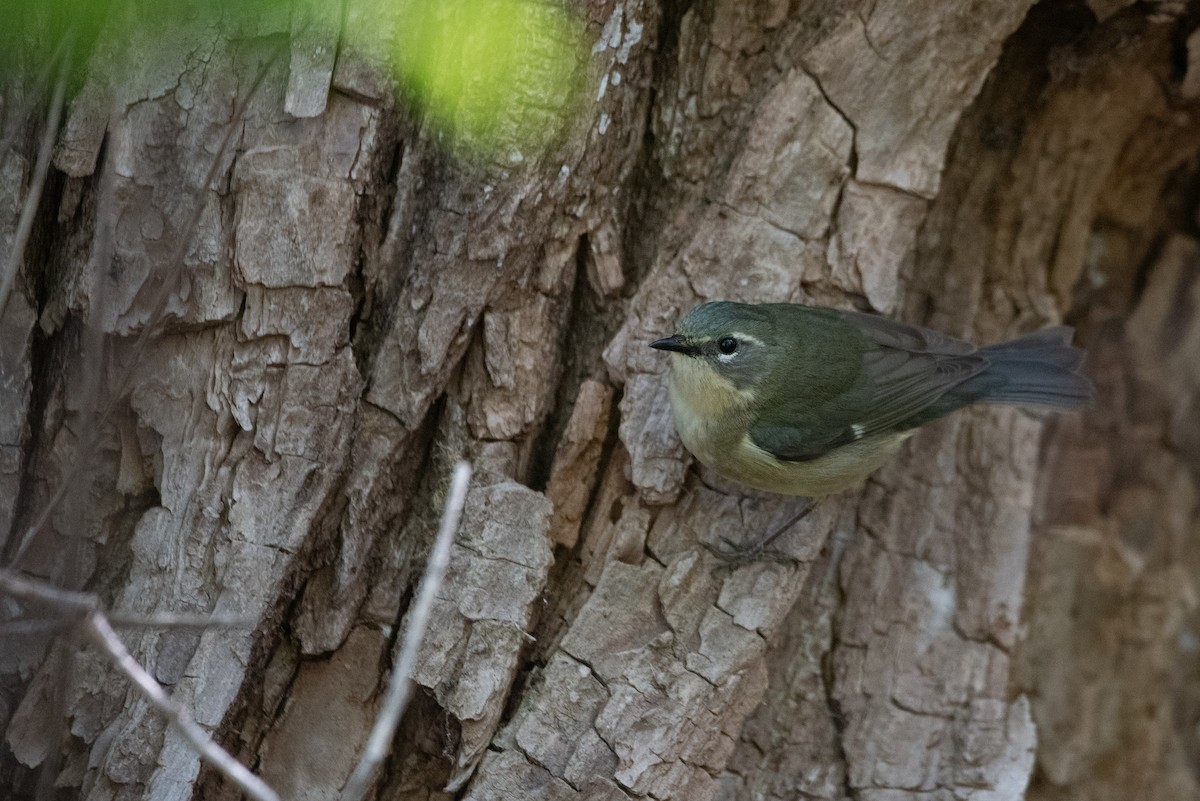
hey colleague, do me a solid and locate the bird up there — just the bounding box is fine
[650,301,1092,556]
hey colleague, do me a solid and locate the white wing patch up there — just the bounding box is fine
[850,423,866,440]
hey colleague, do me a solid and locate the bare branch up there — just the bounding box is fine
[0,567,254,639]
[0,619,71,638]
[0,65,66,319]
[106,611,257,630]
[0,610,253,639]
[81,612,281,801]
[339,461,473,801]
[0,25,74,175]
[0,567,97,613]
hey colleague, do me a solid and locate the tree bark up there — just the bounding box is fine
[3,1,1200,800]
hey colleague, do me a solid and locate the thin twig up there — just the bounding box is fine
[0,567,98,613]
[0,64,66,320]
[0,611,253,638]
[82,612,280,801]
[106,611,257,630]
[339,461,473,801]
[0,618,71,638]
[0,567,254,631]
[0,25,75,174]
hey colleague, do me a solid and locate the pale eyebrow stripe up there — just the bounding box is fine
[729,332,765,347]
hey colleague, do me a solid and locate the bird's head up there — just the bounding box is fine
[650,301,777,391]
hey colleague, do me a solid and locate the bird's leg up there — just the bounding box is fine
[705,498,816,564]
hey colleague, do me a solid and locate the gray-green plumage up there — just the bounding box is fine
[650,301,1092,496]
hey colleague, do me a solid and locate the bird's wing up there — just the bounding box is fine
[749,310,988,463]
[748,417,863,463]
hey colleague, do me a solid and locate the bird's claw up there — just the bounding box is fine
[702,536,794,565]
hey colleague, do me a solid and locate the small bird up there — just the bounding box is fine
[650,301,1092,504]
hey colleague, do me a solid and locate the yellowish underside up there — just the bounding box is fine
[667,354,911,497]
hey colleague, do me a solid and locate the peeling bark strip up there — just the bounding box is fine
[3,1,1200,801]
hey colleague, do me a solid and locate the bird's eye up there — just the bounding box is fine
[718,337,738,355]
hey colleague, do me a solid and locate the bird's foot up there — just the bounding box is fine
[701,500,816,565]
[702,536,796,565]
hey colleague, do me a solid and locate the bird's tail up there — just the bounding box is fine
[971,326,1093,408]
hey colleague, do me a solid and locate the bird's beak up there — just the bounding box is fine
[650,334,694,355]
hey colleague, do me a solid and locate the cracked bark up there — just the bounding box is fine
[2,1,1200,801]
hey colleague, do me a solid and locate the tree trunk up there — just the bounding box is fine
[3,1,1199,800]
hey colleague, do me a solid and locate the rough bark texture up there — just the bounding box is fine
[2,1,1200,800]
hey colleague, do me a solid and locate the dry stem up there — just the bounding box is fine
[339,461,473,801]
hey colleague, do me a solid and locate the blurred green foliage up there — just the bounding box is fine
[390,0,587,157]
[0,0,589,160]
[0,0,113,80]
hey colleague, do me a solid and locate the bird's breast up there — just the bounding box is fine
[665,355,752,466]
[665,354,910,496]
